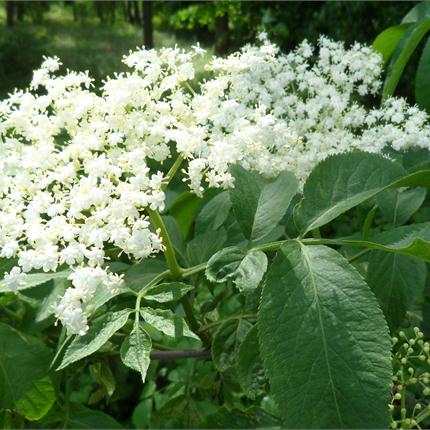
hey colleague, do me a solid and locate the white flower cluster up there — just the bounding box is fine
[1,35,429,335]
[0,48,201,334]
[186,33,430,187]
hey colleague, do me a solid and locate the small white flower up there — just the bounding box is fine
[5,266,27,291]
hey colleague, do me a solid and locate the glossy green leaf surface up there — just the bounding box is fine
[416,36,430,112]
[120,324,152,383]
[229,165,298,241]
[402,2,430,23]
[258,241,391,428]
[212,318,252,372]
[373,23,411,63]
[236,324,264,399]
[15,376,55,421]
[195,191,232,235]
[0,270,70,293]
[206,246,267,292]
[58,310,131,370]
[382,18,430,99]
[143,282,194,303]
[141,307,199,339]
[65,404,123,429]
[307,222,430,261]
[295,152,430,235]
[367,251,427,331]
[0,323,52,409]
[377,187,426,226]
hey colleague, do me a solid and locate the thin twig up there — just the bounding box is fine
[150,348,211,360]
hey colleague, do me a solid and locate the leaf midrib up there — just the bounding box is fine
[300,243,344,427]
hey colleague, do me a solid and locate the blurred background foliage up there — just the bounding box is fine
[0,1,419,98]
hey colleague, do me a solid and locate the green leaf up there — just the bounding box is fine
[233,251,268,293]
[367,252,427,331]
[66,404,123,429]
[416,36,430,112]
[195,191,232,235]
[373,24,411,63]
[186,229,227,266]
[89,360,116,398]
[105,261,131,273]
[377,187,426,226]
[202,407,278,429]
[0,323,53,409]
[0,270,70,293]
[83,282,129,313]
[402,148,430,172]
[382,18,430,100]
[402,2,430,23]
[20,278,68,322]
[124,258,166,291]
[309,222,430,261]
[206,246,246,282]
[294,152,430,235]
[258,241,391,428]
[236,325,265,399]
[162,215,185,258]
[229,165,298,241]
[143,282,194,303]
[120,324,151,383]
[58,310,131,370]
[206,246,267,292]
[169,191,202,239]
[132,399,153,429]
[15,376,55,421]
[140,307,198,339]
[212,318,252,372]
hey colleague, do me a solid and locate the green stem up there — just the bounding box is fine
[163,154,185,191]
[348,248,370,263]
[362,205,377,239]
[181,262,207,278]
[140,270,170,295]
[147,209,210,345]
[200,313,257,332]
[181,236,378,284]
[252,240,285,253]
[185,81,197,96]
[181,294,210,345]
[148,209,182,279]
[49,331,72,371]
[415,408,430,425]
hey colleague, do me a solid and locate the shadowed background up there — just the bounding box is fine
[0,1,417,97]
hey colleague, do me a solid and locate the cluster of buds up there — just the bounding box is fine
[390,327,430,429]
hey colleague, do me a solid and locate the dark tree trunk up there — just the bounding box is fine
[108,1,116,24]
[214,13,229,56]
[6,1,15,28]
[95,1,104,24]
[122,1,127,21]
[16,1,24,21]
[143,1,153,49]
[73,3,78,22]
[126,0,134,23]
[132,0,141,25]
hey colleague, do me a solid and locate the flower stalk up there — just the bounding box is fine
[147,206,210,346]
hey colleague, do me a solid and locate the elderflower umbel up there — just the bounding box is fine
[1,36,430,335]
[181,34,430,190]
[0,46,203,334]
